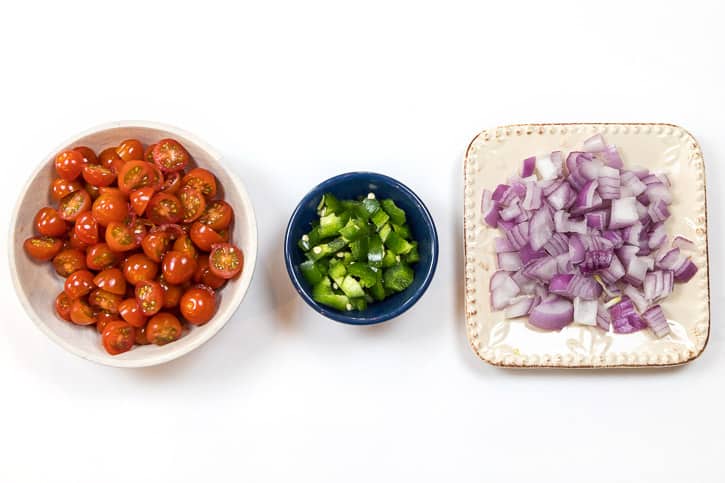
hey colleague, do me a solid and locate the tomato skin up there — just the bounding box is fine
[129,186,154,216]
[74,212,99,245]
[199,200,233,231]
[147,192,183,225]
[152,139,190,173]
[96,311,117,333]
[209,243,244,279]
[93,268,127,295]
[55,292,73,321]
[159,276,184,308]
[161,250,197,285]
[117,161,162,194]
[50,178,82,201]
[73,146,98,165]
[118,298,148,327]
[102,321,135,355]
[181,168,216,198]
[179,186,206,223]
[55,150,84,180]
[67,231,90,251]
[53,248,87,277]
[180,286,217,325]
[122,253,159,285]
[116,139,144,161]
[146,313,183,345]
[70,298,97,325]
[99,147,125,173]
[105,222,136,252]
[193,254,227,289]
[134,325,150,344]
[35,207,68,237]
[141,231,171,263]
[160,171,181,194]
[172,234,198,259]
[92,192,129,226]
[135,280,164,316]
[24,236,63,261]
[58,189,92,222]
[89,289,122,313]
[82,164,116,187]
[64,269,95,299]
[144,144,156,163]
[189,222,224,252]
[86,243,118,270]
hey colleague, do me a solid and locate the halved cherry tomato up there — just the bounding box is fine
[135,280,163,316]
[152,139,190,172]
[117,161,162,194]
[73,146,98,165]
[86,242,118,270]
[64,269,95,299]
[129,186,154,216]
[146,312,183,345]
[68,231,90,251]
[91,192,129,226]
[58,189,91,222]
[141,231,171,262]
[105,222,137,252]
[96,311,117,333]
[123,253,158,285]
[181,168,216,198]
[55,150,84,180]
[70,298,97,325]
[93,268,127,295]
[173,234,197,259]
[161,250,197,285]
[55,292,72,321]
[53,248,87,277]
[89,289,121,313]
[189,222,225,252]
[180,286,216,325]
[193,254,226,289]
[209,243,244,279]
[199,200,233,231]
[74,212,99,245]
[116,139,144,161]
[102,321,135,355]
[160,171,181,194]
[99,147,125,173]
[129,218,148,248]
[159,276,184,308]
[144,144,156,163]
[147,192,183,225]
[82,164,116,187]
[134,325,150,345]
[85,181,101,200]
[35,207,68,237]
[118,298,148,328]
[98,187,127,198]
[179,186,206,223]
[50,178,82,201]
[24,236,63,261]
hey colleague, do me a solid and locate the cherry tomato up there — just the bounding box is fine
[116,139,144,161]
[147,192,183,225]
[91,192,129,226]
[64,269,95,299]
[98,187,126,198]
[58,189,91,222]
[117,161,162,194]
[129,186,154,215]
[161,250,197,285]
[134,325,150,345]
[105,222,137,252]
[85,181,101,200]
[152,139,189,172]
[160,171,181,194]
[193,254,227,289]
[123,253,158,285]
[180,286,216,325]
[53,248,87,277]
[55,150,84,180]
[189,222,225,252]
[24,236,63,261]
[182,168,216,198]
[96,311,117,333]
[173,234,198,259]
[73,212,99,245]
[129,218,148,248]
[208,243,244,279]
[55,292,72,321]
[159,276,184,308]
[89,289,122,313]
[118,298,148,328]
[82,164,116,187]
[199,200,233,231]
[93,268,127,295]
[34,207,68,237]
[179,186,206,223]
[86,243,118,270]
[70,298,97,325]
[146,313,183,345]
[141,231,171,262]
[73,146,98,165]
[144,144,156,163]
[50,178,82,201]
[68,230,90,251]
[99,147,125,173]
[135,280,163,316]
[102,321,135,355]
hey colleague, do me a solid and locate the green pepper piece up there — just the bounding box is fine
[384,231,413,255]
[347,262,377,288]
[339,218,369,241]
[321,193,342,214]
[312,277,351,311]
[361,198,380,216]
[300,260,324,285]
[370,209,390,229]
[340,275,365,298]
[350,297,368,311]
[382,249,397,268]
[405,241,420,264]
[381,199,406,225]
[378,223,392,243]
[392,223,412,240]
[328,260,347,286]
[298,226,321,252]
[370,268,386,301]
[368,235,384,268]
[383,264,414,292]
[349,237,368,261]
[318,212,346,238]
[307,237,349,261]
[316,258,329,275]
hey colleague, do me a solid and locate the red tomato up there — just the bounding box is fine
[159,276,184,308]
[173,234,198,259]
[182,168,216,198]
[123,253,158,285]
[93,268,127,295]
[73,146,98,165]
[161,250,197,285]
[179,186,206,223]
[99,147,125,173]
[129,186,154,216]
[193,254,227,289]
[98,187,126,198]
[53,248,87,277]
[73,212,99,245]
[146,312,183,345]
[85,181,101,200]
[141,231,171,263]
[152,139,190,172]
[118,298,148,328]
[67,230,90,251]
[55,150,84,180]
[70,298,97,325]
[58,189,91,222]
[199,200,233,231]
[189,222,224,252]
[180,286,217,325]
[160,171,181,194]
[55,292,73,321]
[102,321,135,355]
[117,161,162,194]
[24,236,63,261]
[91,192,129,226]
[88,289,122,313]
[64,269,95,299]
[208,243,244,279]
[96,312,117,334]
[34,207,68,237]
[105,222,137,252]
[82,164,116,187]
[135,280,164,316]
[147,192,183,225]
[50,178,82,201]
[144,144,156,163]
[116,139,144,161]
[86,243,118,270]
[134,325,150,345]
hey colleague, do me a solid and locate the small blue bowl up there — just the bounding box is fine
[284,172,438,325]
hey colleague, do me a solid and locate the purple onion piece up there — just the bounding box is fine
[528,295,574,330]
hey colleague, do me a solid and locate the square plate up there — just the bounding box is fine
[463,123,710,368]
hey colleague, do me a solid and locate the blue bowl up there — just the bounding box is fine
[284,172,439,325]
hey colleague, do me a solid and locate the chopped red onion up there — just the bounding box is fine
[505,221,529,250]
[582,134,607,152]
[528,295,574,330]
[596,302,611,331]
[543,232,569,256]
[609,197,639,229]
[491,275,520,310]
[579,250,613,274]
[497,252,523,271]
[522,157,536,178]
[672,235,695,251]
[519,243,547,264]
[624,284,648,313]
[602,145,624,169]
[600,254,625,284]
[642,305,670,338]
[674,258,698,283]
[523,256,558,282]
[573,297,598,325]
[609,297,647,334]
[529,209,553,251]
[521,181,543,210]
[505,295,537,318]
[549,274,602,300]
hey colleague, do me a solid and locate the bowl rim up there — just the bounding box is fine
[284,171,438,325]
[8,120,258,368]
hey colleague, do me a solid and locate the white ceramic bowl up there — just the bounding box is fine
[9,121,258,367]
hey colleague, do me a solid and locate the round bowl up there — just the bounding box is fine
[9,121,258,367]
[284,172,438,325]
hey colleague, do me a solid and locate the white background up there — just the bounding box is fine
[1,1,723,482]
